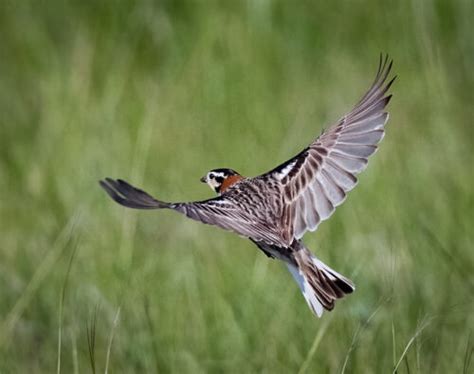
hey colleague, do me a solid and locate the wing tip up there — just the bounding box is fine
[99,177,169,210]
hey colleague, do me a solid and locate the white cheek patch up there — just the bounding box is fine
[206,172,226,192]
[208,179,220,189]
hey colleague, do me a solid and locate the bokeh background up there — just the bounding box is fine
[0,1,472,373]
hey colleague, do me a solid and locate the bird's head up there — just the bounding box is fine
[200,168,243,195]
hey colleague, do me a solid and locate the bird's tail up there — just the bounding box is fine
[286,243,355,317]
[99,178,173,210]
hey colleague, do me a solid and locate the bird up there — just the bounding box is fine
[100,55,395,317]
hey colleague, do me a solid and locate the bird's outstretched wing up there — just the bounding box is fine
[100,178,285,245]
[101,56,395,247]
[259,55,396,243]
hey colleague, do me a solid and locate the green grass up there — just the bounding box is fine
[0,0,473,372]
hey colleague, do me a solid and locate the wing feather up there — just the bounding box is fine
[260,55,395,242]
[174,181,285,246]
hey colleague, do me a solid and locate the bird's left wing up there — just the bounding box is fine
[258,55,396,243]
[100,178,284,245]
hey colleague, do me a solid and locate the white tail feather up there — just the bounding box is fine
[287,263,324,317]
[286,245,355,317]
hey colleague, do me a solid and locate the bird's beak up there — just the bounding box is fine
[200,176,206,183]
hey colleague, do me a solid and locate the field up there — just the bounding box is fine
[0,1,472,373]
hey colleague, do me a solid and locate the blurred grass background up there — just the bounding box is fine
[0,0,473,373]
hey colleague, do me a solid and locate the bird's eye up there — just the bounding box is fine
[209,173,215,179]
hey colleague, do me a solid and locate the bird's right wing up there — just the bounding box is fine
[100,178,284,245]
[258,55,395,243]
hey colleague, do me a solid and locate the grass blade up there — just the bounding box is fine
[297,313,334,374]
[104,307,121,374]
[463,331,473,374]
[87,305,100,374]
[341,298,389,374]
[392,318,431,374]
[56,240,79,374]
[0,211,82,348]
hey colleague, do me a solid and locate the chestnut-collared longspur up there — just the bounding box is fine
[100,56,395,317]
